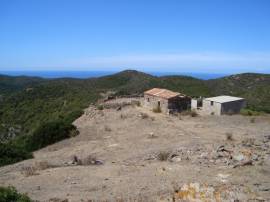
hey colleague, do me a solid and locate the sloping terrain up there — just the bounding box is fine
[0,70,270,168]
[0,99,269,201]
[0,70,269,140]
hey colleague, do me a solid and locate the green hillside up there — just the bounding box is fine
[207,73,270,112]
[0,70,269,166]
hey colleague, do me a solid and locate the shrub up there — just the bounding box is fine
[225,132,233,141]
[190,110,198,117]
[63,109,84,124]
[21,166,38,177]
[104,125,112,132]
[181,110,198,117]
[120,114,127,119]
[140,112,149,119]
[0,186,33,202]
[97,105,104,110]
[157,151,170,161]
[34,161,53,170]
[0,143,33,167]
[131,100,141,107]
[153,105,162,113]
[240,109,261,116]
[26,120,77,151]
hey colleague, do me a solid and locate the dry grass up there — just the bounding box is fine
[104,125,112,132]
[181,110,198,117]
[131,100,141,107]
[157,151,171,161]
[34,161,53,170]
[21,161,54,177]
[250,118,256,123]
[120,114,127,119]
[140,112,149,119]
[76,155,103,166]
[225,132,233,141]
[21,166,38,177]
[97,105,104,110]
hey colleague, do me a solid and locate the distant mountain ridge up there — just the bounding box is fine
[0,69,269,166]
[0,69,269,140]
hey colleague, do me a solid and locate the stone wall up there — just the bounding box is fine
[143,94,169,113]
[201,100,222,115]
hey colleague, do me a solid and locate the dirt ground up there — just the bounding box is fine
[0,98,270,202]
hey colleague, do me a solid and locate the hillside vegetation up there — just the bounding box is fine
[0,70,269,166]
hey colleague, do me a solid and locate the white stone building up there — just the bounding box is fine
[191,95,246,115]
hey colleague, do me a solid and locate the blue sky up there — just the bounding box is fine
[0,0,270,73]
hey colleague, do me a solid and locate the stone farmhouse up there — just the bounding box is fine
[191,95,246,115]
[143,88,190,113]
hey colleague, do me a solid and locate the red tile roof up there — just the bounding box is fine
[144,88,181,99]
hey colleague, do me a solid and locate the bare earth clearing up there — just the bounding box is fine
[0,98,270,201]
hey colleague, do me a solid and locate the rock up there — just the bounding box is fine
[217,173,230,183]
[94,160,104,165]
[116,106,122,111]
[233,160,253,168]
[171,156,181,162]
[233,154,245,162]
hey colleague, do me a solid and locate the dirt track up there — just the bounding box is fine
[1,98,270,201]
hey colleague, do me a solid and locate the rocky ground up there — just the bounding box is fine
[0,98,270,202]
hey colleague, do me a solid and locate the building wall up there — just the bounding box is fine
[143,94,169,113]
[201,99,246,115]
[221,100,246,114]
[191,99,198,110]
[144,94,191,113]
[201,100,222,115]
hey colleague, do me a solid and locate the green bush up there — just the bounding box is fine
[0,186,33,202]
[26,120,77,151]
[0,143,32,167]
[240,109,262,116]
[97,105,104,110]
[62,109,84,124]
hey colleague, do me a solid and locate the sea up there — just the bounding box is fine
[0,71,228,80]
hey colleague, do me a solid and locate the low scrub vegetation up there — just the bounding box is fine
[97,105,104,110]
[26,120,77,151]
[0,119,78,167]
[240,109,262,116]
[21,166,38,177]
[0,143,33,166]
[0,186,33,202]
[153,105,162,113]
[225,132,233,141]
[181,110,198,117]
[157,151,170,161]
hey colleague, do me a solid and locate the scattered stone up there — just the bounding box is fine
[233,154,245,162]
[148,132,158,139]
[116,106,122,111]
[233,160,253,168]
